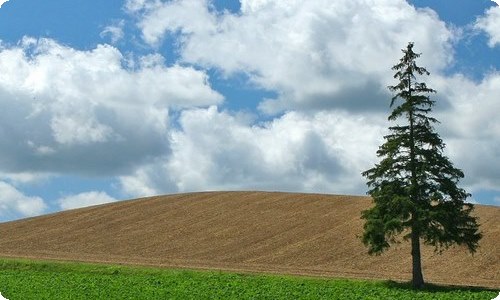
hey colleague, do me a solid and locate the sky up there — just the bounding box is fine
[0,0,499,222]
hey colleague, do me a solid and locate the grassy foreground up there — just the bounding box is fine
[0,258,496,299]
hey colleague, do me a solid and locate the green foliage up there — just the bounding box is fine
[361,42,482,287]
[0,259,496,300]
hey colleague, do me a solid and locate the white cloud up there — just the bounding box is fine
[0,37,222,175]
[57,191,117,210]
[125,0,158,13]
[100,20,125,44]
[0,172,51,185]
[51,115,114,145]
[433,72,500,193]
[126,0,217,47]
[120,167,163,197]
[0,0,9,9]
[118,72,500,201]
[0,181,47,219]
[120,106,385,197]
[128,0,454,114]
[475,5,500,47]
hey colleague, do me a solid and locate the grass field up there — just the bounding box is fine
[0,259,496,300]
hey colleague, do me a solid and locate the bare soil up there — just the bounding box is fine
[0,191,498,288]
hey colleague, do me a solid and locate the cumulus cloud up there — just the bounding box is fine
[128,0,217,48]
[434,72,500,193]
[127,0,454,114]
[57,191,117,210]
[120,106,385,197]
[475,5,500,47]
[0,37,222,176]
[0,0,8,9]
[0,181,46,219]
[117,73,500,201]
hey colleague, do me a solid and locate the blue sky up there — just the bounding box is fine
[0,0,499,221]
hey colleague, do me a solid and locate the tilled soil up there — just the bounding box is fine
[0,191,498,288]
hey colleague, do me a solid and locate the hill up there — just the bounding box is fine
[0,191,498,288]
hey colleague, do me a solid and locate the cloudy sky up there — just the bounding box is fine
[0,0,499,221]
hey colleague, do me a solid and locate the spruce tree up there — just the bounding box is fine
[361,42,482,289]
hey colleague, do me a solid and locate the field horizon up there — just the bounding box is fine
[0,191,498,288]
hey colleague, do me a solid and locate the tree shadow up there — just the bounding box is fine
[383,280,498,293]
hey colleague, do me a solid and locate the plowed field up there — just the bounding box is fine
[0,191,498,288]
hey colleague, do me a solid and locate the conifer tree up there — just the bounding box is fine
[361,42,482,289]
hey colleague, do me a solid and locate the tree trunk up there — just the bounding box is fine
[411,226,424,289]
[407,70,424,289]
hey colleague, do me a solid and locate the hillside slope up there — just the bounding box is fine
[0,191,498,288]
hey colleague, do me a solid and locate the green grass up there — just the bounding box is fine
[0,258,497,299]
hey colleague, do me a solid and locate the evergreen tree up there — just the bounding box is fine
[361,42,482,289]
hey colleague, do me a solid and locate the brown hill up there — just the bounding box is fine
[0,191,498,288]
